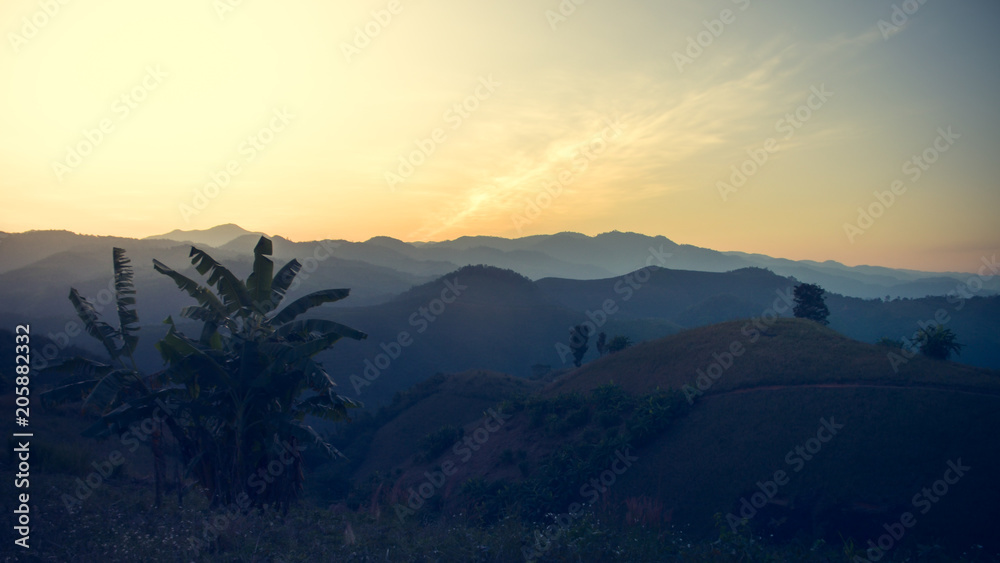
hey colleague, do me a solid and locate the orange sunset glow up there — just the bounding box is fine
[2,0,998,270]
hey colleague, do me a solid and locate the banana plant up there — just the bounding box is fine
[42,248,142,408]
[152,236,366,509]
[914,325,964,360]
[41,248,172,507]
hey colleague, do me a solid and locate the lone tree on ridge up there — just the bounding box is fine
[793,282,830,325]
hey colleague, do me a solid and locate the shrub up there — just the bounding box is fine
[607,335,633,353]
[914,325,963,360]
[551,407,590,436]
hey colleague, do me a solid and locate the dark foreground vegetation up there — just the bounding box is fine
[1,445,993,563]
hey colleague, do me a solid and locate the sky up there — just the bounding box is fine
[1,0,997,272]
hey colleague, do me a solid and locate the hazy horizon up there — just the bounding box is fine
[3,222,992,276]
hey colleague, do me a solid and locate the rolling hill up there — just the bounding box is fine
[314,265,588,409]
[367,319,1000,553]
[537,268,1000,370]
[350,370,540,480]
[543,318,1000,397]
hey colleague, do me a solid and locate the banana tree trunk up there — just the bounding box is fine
[152,424,165,508]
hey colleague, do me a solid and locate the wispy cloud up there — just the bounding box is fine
[405,21,897,239]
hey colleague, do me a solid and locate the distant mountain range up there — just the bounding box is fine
[4,224,994,299]
[158,224,995,299]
